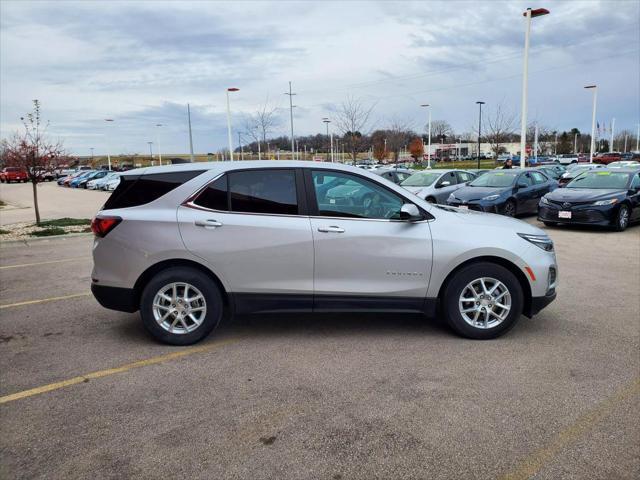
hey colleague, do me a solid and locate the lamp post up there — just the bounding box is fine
[322,118,331,162]
[285,81,296,160]
[147,142,153,164]
[104,119,114,170]
[238,131,244,160]
[155,123,163,166]
[187,103,195,162]
[519,7,550,169]
[90,147,94,163]
[226,87,239,161]
[585,85,597,163]
[420,104,431,168]
[476,101,485,169]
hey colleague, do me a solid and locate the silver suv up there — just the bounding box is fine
[91,161,557,345]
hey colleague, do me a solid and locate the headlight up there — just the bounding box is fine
[541,196,550,205]
[592,198,618,206]
[482,194,500,201]
[518,233,554,252]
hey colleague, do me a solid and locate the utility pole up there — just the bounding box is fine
[323,118,331,162]
[238,132,244,160]
[285,81,296,160]
[155,124,163,166]
[147,142,153,164]
[637,123,640,151]
[90,147,94,162]
[574,133,577,154]
[187,103,195,162]
[420,104,431,169]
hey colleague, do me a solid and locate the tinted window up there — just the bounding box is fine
[530,171,547,184]
[520,173,533,187]
[229,169,298,215]
[438,172,457,186]
[567,171,631,189]
[103,170,205,210]
[312,170,404,220]
[456,171,474,183]
[194,175,228,211]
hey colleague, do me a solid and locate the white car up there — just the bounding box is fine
[556,154,579,165]
[90,161,557,345]
[104,176,121,191]
[88,172,119,190]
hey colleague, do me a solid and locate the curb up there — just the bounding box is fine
[0,232,93,247]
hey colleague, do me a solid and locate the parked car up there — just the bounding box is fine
[104,175,121,191]
[88,172,119,190]
[400,169,476,204]
[69,170,96,188]
[447,169,557,216]
[373,167,414,184]
[558,164,605,187]
[594,152,622,165]
[76,170,109,189]
[538,168,640,231]
[91,161,557,345]
[555,154,580,165]
[607,160,640,169]
[535,166,562,180]
[0,167,28,183]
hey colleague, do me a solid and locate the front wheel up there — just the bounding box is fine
[613,204,630,232]
[140,267,224,345]
[503,199,517,217]
[442,262,524,339]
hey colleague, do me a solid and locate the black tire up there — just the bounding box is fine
[442,262,524,340]
[613,204,630,232]
[426,196,436,204]
[140,267,224,345]
[503,199,517,217]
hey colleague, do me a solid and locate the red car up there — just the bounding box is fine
[0,167,28,183]
[594,152,622,165]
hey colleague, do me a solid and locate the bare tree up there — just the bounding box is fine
[486,103,517,157]
[385,119,414,163]
[2,100,68,224]
[243,98,279,159]
[430,120,454,143]
[333,96,375,163]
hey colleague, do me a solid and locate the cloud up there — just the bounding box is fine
[1,0,638,155]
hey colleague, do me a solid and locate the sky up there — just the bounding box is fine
[1,0,639,156]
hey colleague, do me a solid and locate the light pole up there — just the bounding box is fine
[420,104,431,168]
[104,119,114,170]
[238,132,244,160]
[187,103,195,162]
[519,7,550,168]
[476,101,485,169]
[610,118,615,152]
[285,81,296,160]
[636,123,639,151]
[226,87,239,161]
[90,147,94,163]
[147,141,153,164]
[155,123,163,166]
[322,118,331,162]
[585,85,597,163]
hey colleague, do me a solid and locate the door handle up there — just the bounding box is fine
[195,219,223,228]
[317,226,345,233]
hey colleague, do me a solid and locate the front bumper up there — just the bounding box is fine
[525,289,557,317]
[91,283,138,313]
[538,203,616,226]
[447,199,503,213]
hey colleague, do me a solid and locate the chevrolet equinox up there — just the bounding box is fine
[91,161,557,345]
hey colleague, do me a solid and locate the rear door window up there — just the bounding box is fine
[530,171,547,184]
[103,170,205,210]
[229,169,298,215]
[456,171,474,183]
[193,175,229,211]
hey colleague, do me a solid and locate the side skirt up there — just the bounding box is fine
[232,293,437,317]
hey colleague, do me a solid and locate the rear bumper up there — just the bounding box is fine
[91,283,138,313]
[526,289,557,317]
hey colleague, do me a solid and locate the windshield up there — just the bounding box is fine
[468,171,518,188]
[401,172,442,187]
[567,171,630,189]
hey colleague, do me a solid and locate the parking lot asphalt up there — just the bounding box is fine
[1,220,639,479]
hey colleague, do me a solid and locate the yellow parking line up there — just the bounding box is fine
[0,292,91,309]
[0,338,239,405]
[0,257,91,270]
[500,378,640,480]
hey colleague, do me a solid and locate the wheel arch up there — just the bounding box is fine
[133,259,230,310]
[436,255,532,317]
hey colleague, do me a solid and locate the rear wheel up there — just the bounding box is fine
[140,267,223,345]
[442,262,523,339]
[613,204,630,232]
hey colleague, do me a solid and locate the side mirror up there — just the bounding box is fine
[399,203,422,221]
[517,181,528,189]
[435,181,450,189]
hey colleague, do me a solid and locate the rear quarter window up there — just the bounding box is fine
[103,170,205,210]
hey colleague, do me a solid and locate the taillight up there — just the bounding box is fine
[91,216,121,237]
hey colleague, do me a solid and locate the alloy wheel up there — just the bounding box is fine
[152,282,207,334]
[458,277,512,329]
[618,206,629,229]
